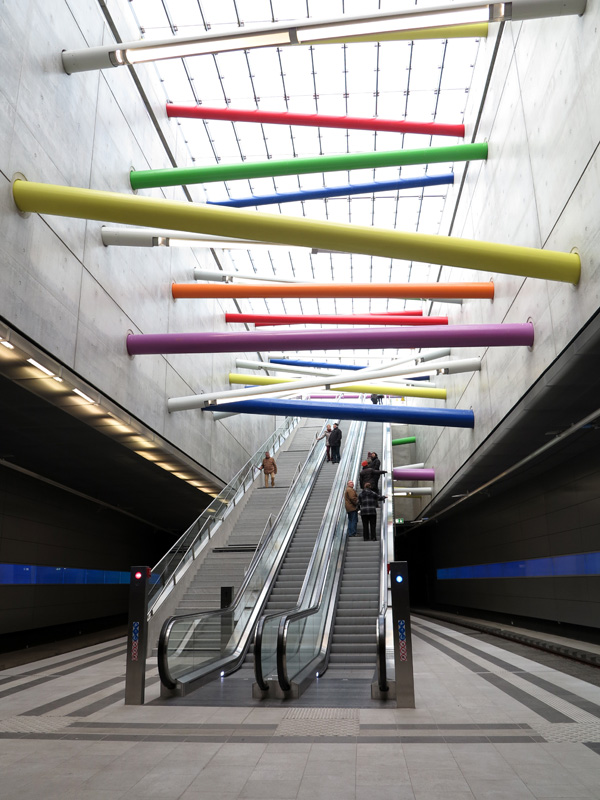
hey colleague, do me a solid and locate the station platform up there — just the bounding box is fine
[0,614,599,799]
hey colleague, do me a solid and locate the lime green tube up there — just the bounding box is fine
[130,143,488,190]
[11,180,581,283]
[392,436,417,446]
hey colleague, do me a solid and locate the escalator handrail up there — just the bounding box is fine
[376,421,393,693]
[270,420,366,692]
[158,419,335,691]
[253,418,345,691]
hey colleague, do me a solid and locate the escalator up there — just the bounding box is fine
[157,417,347,696]
[253,420,393,700]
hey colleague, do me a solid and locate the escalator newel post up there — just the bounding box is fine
[389,561,415,708]
[125,566,151,705]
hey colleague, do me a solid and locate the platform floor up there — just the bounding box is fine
[1,615,599,799]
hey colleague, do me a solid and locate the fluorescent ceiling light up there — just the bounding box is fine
[73,388,95,403]
[0,340,15,350]
[27,358,55,377]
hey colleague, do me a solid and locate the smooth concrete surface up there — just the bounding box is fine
[411,0,600,500]
[0,0,274,483]
[0,616,599,798]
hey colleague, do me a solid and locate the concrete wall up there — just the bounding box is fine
[0,466,170,637]
[412,7,600,494]
[429,444,600,628]
[0,0,275,483]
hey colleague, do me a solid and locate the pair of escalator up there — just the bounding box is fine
[158,417,389,699]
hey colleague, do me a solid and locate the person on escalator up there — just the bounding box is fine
[259,451,277,487]
[358,482,386,541]
[344,480,359,537]
[328,422,342,463]
[315,423,333,462]
[359,460,386,493]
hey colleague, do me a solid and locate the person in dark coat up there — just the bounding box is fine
[358,482,386,541]
[369,452,381,471]
[328,422,342,463]
[359,460,386,491]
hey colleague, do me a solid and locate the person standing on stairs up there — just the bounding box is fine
[259,451,277,487]
[358,482,386,541]
[315,423,333,462]
[328,422,343,463]
[344,480,359,537]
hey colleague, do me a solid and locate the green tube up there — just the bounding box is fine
[392,436,416,446]
[130,143,488,190]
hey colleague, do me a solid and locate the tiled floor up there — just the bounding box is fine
[1,616,599,799]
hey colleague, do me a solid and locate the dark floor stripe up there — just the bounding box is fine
[0,731,550,744]
[414,621,600,719]
[68,676,162,717]
[414,629,574,723]
[0,642,126,686]
[584,742,600,756]
[0,648,127,700]
[21,677,122,715]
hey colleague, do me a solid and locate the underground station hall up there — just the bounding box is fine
[1,1,599,798]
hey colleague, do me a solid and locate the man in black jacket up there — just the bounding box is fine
[359,460,386,491]
[358,482,386,541]
[328,422,342,463]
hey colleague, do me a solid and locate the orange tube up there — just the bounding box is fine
[172,282,494,300]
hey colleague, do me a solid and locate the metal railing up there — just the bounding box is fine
[375,421,393,693]
[157,420,335,694]
[148,415,299,616]
[254,419,366,694]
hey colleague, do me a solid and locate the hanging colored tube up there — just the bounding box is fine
[226,313,448,326]
[129,143,487,190]
[126,323,534,356]
[269,359,363,371]
[166,105,466,138]
[202,398,475,429]
[176,283,495,300]
[12,181,580,284]
[392,437,417,446]
[393,468,435,481]
[209,174,455,209]
[228,374,446,400]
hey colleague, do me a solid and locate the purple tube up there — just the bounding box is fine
[393,468,435,481]
[127,324,534,355]
[204,398,474,429]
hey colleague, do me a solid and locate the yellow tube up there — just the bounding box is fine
[12,180,581,283]
[229,373,447,400]
[306,23,489,44]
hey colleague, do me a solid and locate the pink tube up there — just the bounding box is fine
[393,468,435,481]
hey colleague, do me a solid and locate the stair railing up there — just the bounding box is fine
[148,415,299,617]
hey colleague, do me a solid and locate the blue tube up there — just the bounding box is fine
[206,398,474,428]
[269,358,364,371]
[209,174,454,208]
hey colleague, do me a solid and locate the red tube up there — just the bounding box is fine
[166,105,465,138]
[226,314,448,326]
[366,309,422,316]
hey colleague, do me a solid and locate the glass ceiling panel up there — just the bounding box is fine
[128,0,481,360]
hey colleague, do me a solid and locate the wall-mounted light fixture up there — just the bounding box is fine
[61,1,586,74]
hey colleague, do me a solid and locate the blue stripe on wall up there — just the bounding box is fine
[0,563,160,585]
[437,551,600,580]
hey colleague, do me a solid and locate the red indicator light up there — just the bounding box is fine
[134,571,143,580]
